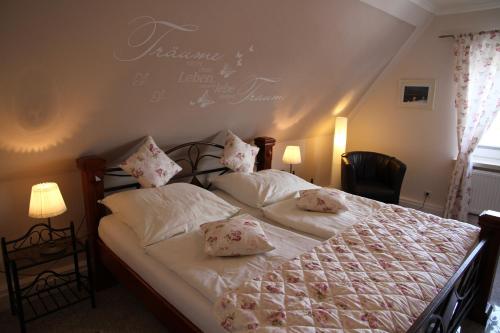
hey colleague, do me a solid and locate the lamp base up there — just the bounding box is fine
[40,241,66,256]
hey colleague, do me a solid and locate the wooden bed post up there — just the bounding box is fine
[469,210,500,324]
[255,136,276,171]
[76,156,114,289]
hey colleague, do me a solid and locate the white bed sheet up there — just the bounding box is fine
[97,189,319,333]
[212,189,266,219]
[99,187,477,333]
[215,189,324,240]
[99,214,224,333]
[145,218,320,303]
[262,188,385,239]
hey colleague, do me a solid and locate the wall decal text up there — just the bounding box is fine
[116,16,284,108]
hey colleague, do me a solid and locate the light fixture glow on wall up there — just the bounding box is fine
[282,145,302,174]
[331,117,348,188]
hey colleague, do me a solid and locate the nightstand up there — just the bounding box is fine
[1,222,96,333]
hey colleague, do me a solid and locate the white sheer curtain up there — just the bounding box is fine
[444,30,500,221]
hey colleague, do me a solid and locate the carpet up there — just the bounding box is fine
[0,285,166,333]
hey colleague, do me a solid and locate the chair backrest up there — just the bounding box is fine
[342,151,394,183]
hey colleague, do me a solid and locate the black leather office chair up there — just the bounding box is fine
[341,151,406,204]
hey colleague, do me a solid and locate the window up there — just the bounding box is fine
[479,112,500,148]
[474,112,500,168]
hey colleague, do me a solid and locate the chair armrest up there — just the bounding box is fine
[388,159,406,195]
[341,156,356,193]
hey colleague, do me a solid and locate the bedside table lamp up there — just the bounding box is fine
[29,182,67,254]
[282,145,301,174]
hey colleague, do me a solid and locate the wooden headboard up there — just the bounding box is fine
[76,136,276,244]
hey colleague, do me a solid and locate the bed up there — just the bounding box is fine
[76,136,500,333]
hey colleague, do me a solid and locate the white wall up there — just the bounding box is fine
[272,134,333,186]
[348,8,500,213]
[0,0,414,238]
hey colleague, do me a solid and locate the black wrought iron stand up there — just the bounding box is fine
[1,222,96,333]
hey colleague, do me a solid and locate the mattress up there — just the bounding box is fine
[145,215,319,303]
[98,188,479,333]
[99,214,223,332]
[97,189,318,332]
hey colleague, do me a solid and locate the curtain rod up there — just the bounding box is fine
[439,29,500,39]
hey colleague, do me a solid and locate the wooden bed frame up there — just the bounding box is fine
[76,136,500,333]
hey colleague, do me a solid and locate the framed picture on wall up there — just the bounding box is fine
[399,79,436,110]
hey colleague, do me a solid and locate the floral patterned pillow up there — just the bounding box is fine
[200,214,275,256]
[296,188,348,213]
[220,130,259,173]
[120,136,182,188]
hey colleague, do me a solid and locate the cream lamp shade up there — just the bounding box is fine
[282,146,302,165]
[29,182,67,219]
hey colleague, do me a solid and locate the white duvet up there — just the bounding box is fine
[144,188,381,307]
[145,222,319,302]
[262,188,384,239]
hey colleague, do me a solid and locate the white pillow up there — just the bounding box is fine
[100,183,240,247]
[120,136,182,188]
[220,130,259,173]
[211,169,319,208]
[200,214,275,256]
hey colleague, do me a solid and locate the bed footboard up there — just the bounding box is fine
[408,210,500,332]
[471,211,500,322]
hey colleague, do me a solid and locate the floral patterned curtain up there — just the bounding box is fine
[444,30,500,221]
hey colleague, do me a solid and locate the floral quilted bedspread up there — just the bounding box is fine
[214,205,479,332]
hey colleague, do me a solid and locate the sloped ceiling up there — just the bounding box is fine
[410,0,500,14]
[0,0,415,180]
